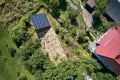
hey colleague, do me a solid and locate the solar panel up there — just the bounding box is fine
[30,14,50,30]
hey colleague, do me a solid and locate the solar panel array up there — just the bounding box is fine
[30,14,50,30]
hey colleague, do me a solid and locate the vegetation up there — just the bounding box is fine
[93,18,116,32]
[0,0,120,80]
[0,25,18,80]
[38,0,67,18]
[94,0,109,16]
[93,0,116,33]
[0,25,36,80]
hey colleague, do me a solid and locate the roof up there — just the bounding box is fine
[118,0,120,3]
[30,14,50,30]
[87,0,95,8]
[100,55,120,75]
[107,0,120,24]
[95,26,120,65]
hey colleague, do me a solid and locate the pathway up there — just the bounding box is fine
[79,0,93,28]
[66,0,93,28]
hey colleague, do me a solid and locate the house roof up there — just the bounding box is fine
[99,55,120,75]
[107,0,120,24]
[30,14,50,30]
[118,0,120,3]
[95,26,120,65]
[87,0,95,8]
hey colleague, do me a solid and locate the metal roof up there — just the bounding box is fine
[87,0,95,8]
[107,0,120,24]
[30,14,50,30]
[118,0,120,3]
[95,27,120,64]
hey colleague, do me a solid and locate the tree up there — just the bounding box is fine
[59,0,67,11]
[28,49,49,72]
[68,7,79,21]
[94,0,109,16]
[93,18,116,32]
[104,74,116,80]
[8,47,16,57]
[48,0,60,17]
[49,0,60,10]
[18,41,37,61]
[77,30,85,44]
[12,26,27,47]
[42,59,85,80]
[0,49,2,56]
[17,76,28,80]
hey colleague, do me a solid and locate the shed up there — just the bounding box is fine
[30,14,50,38]
[87,0,95,8]
[85,0,95,13]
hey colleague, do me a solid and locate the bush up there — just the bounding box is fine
[0,49,2,56]
[11,6,40,47]
[17,76,28,80]
[55,28,60,34]
[65,39,70,45]
[11,21,27,47]
[8,47,16,57]
[61,34,64,40]
[68,7,79,21]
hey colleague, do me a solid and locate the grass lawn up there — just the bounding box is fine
[0,26,36,80]
[0,26,18,80]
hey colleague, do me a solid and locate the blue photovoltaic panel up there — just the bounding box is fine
[30,14,50,30]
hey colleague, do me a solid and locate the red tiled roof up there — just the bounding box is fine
[95,26,120,65]
[87,0,95,8]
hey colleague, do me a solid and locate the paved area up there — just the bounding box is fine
[79,0,93,29]
[41,28,66,62]
[88,41,96,52]
[82,9,93,28]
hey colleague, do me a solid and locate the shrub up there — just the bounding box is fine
[55,28,60,34]
[0,49,2,56]
[17,76,28,80]
[8,47,16,57]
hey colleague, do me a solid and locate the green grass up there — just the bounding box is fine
[77,14,85,27]
[0,26,18,80]
[0,26,36,80]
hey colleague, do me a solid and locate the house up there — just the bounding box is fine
[106,0,120,24]
[88,26,120,75]
[30,14,50,38]
[85,0,95,13]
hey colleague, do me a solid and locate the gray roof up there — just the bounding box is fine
[107,0,120,24]
[118,0,120,3]
[30,14,50,30]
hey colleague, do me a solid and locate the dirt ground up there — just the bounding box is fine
[41,27,66,62]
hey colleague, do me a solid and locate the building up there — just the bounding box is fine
[85,0,95,13]
[30,14,50,38]
[88,26,120,75]
[106,0,120,24]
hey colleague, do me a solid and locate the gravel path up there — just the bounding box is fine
[66,0,93,28]
[82,9,93,28]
